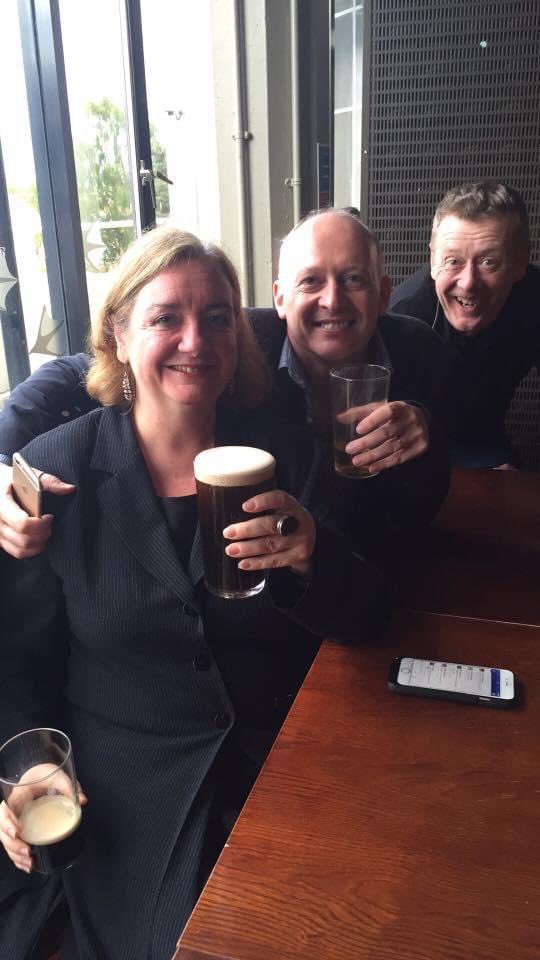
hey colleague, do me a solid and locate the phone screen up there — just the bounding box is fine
[397,657,514,700]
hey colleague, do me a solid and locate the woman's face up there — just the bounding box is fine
[115,258,238,415]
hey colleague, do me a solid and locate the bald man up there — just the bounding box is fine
[273,209,437,467]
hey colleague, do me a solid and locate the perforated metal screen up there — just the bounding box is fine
[367,0,540,285]
[365,0,540,467]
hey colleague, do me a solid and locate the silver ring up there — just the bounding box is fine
[276,515,299,537]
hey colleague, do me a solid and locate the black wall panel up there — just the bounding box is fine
[367,0,540,285]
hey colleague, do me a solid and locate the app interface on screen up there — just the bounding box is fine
[397,658,511,697]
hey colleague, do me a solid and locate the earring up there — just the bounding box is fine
[122,366,133,405]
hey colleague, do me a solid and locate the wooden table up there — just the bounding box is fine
[174,610,540,960]
[398,469,540,625]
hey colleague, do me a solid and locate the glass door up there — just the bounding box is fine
[333,1,364,210]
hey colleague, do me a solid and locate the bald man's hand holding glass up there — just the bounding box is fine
[340,400,430,475]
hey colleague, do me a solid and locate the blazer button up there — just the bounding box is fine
[193,655,211,671]
[214,712,231,729]
[183,603,198,617]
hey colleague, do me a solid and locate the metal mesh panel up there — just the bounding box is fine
[367,0,540,284]
[366,0,540,467]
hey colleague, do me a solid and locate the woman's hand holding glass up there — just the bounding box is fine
[223,490,316,577]
[0,766,87,874]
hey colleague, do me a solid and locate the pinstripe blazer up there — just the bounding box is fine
[0,404,386,960]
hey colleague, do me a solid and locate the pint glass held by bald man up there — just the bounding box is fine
[194,446,276,599]
[330,364,391,478]
[0,728,83,874]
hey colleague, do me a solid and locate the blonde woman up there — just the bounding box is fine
[0,227,385,959]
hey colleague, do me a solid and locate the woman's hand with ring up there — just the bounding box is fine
[223,490,316,576]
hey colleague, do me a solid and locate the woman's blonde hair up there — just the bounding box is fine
[86,225,270,408]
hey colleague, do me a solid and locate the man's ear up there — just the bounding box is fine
[272,279,287,320]
[378,275,391,315]
[429,241,437,280]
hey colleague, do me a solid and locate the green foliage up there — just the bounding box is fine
[9,183,39,212]
[74,97,170,269]
[152,132,170,218]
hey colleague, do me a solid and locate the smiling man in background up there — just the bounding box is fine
[390,180,540,467]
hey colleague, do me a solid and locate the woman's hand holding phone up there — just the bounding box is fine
[0,458,75,559]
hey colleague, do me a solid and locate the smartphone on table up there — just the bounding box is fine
[388,656,516,708]
[12,452,42,517]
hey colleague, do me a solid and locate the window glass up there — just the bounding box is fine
[140,0,220,242]
[0,2,57,403]
[354,5,364,108]
[334,11,353,111]
[59,0,138,325]
[333,4,364,208]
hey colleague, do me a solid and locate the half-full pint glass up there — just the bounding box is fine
[330,364,391,478]
[0,728,83,874]
[194,445,276,599]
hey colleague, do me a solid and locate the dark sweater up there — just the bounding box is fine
[390,264,540,465]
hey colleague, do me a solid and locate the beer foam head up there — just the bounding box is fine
[194,446,275,487]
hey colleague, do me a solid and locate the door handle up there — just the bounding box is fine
[139,162,173,210]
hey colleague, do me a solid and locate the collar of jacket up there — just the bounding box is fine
[87,405,242,610]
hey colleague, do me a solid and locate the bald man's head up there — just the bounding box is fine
[277,208,385,286]
[273,210,390,375]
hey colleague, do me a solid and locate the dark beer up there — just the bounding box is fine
[333,438,372,478]
[20,793,83,873]
[194,446,276,599]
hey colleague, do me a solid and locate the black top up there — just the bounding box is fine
[390,263,540,465]
[161,494,198,569]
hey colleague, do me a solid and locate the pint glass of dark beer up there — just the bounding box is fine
[0,728,83,874]
[194,445,276,599]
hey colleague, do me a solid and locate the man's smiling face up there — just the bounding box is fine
[273,212,390,375]
[430,214,528,337]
